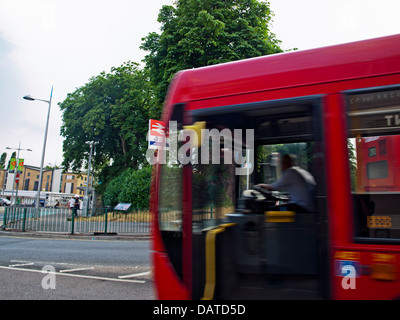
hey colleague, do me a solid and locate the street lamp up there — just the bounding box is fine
[84,141,98,216]
[23,86,53,215]
[6,142,32,205]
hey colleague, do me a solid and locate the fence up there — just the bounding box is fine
[1,206,151,235]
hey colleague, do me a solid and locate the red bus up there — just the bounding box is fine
[150,34,400,300]
[355,135,400,193]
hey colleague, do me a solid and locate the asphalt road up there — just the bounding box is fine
[0,235,154,300]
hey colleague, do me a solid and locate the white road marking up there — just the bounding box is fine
[11,259,78,266]
[59,267,95,273]
[118,271,151,279]
[0,265,146,284]
[8,262,34,267]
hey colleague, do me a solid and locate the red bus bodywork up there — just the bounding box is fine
[151,34,400,299]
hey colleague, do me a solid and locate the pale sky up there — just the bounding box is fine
[0,0,399,168]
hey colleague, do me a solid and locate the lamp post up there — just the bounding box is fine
[6,142,32,205]
[23,86,53,216]
[84,141,97,216]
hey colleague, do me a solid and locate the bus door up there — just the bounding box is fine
[189,96,329,299]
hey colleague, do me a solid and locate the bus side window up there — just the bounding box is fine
[347,87,400,241]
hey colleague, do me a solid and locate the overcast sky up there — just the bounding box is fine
[0,0,399,168]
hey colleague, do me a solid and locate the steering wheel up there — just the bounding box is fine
[252,185,289,201]
[252,184,272,198]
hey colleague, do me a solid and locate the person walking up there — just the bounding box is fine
[73,195,80,217]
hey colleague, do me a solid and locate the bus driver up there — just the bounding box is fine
[258,154,316,213]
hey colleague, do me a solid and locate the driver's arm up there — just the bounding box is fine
[258,170,290,191]
[257,183,275,191]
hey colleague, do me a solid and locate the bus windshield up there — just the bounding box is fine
[190,96,325,229]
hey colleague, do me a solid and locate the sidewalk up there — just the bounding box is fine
[2,206,151,236]
[0,229,151,241]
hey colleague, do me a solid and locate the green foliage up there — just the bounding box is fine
[59,62,156,191]
[348,139,358,191]
[103,166,153,209]
[158,164,182,210]
[0,152,6,169]
[141,0,283,107]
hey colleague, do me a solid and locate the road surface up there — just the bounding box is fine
[0,235,154,300]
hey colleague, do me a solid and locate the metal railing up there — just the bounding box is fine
[1,206,151,235]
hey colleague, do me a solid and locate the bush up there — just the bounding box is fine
[102,166,152,209]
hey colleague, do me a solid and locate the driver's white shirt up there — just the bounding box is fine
[270,166,316,212]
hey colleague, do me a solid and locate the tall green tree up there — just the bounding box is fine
[141,0,282,108]
[59,61,156,191]
[102,166,152,208]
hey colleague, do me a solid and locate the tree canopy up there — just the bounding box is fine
[141,0,282,106]
[102,166,152,208]
[60,0,283,206]
[59,62,156,192]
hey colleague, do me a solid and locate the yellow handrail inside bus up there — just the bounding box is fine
[183,121,206,148]
[265,211,295,223]
[201,222,236,300]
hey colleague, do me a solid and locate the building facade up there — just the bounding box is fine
[2,166,90,198]
[0,169,6,194]
[61,172,90,195]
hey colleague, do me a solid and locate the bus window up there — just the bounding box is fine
[191,129,241,231]
[191,97,325,219]
[192,157,236,231]
[347,86,400,240]
[159,164,183,231]
[158,106,185,279]
[257,142,312,190]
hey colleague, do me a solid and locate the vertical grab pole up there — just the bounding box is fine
[202,223,236,300]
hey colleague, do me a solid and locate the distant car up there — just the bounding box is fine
[0,198,11,206]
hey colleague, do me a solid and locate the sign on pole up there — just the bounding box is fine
[9,158,24,174]
[148,119,169,150]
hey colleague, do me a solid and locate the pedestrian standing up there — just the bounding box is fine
[74,196,80,217]
[68,197,75,217]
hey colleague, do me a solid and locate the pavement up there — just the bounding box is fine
[0,205,151,241]
[0,229,151,241]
